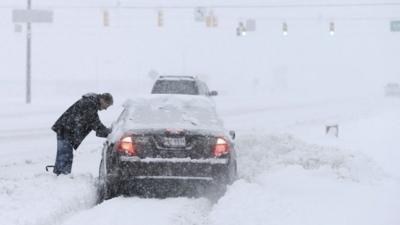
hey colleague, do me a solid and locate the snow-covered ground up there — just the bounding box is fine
[1,89,399,225]
[1,1,400,224]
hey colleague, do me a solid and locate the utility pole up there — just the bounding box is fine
[12,0,52,104]
[26,0,32,104]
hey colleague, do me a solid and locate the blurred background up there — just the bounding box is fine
[1,0,399,105]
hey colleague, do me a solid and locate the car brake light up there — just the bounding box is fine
[213,137,229,157]
[117,136,137,156]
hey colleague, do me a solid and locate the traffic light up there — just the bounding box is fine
[282,22,288,36]
[236,22,246,36]
[103,10,109,27]
[329,22,335,35]
[157,10,163,27]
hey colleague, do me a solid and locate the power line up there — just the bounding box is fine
[1,2,400,9]
[123,2,400,9]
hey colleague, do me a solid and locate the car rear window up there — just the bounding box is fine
[108,95,223,141]
[151,80,199,95]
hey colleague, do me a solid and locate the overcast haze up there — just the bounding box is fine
[1,0,399,102]
[1,1,400,225]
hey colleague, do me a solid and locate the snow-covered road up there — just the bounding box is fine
[1,94,399,225]
[1,0,399,223]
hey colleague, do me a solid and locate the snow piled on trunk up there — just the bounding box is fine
[110,95,224,141]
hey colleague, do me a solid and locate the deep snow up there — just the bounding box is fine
[1,1,400,225]
[1,92,399,225]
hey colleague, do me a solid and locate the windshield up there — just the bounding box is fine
[151,80,199,95]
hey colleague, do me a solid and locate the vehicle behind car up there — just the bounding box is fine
[385,82,400,97]
[98,95,236,201]
[151,75,218,97]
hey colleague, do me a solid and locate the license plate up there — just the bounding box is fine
[163,137,186,147]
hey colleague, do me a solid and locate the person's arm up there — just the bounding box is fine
[92,113,111,138]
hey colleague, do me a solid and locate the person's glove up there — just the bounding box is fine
[106,127,112,136]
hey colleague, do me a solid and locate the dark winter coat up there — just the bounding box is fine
[52,94,111,149]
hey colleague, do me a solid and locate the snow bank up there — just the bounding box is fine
[208,134,398,225]
[210,168,400,225]
[0,173,97,225]
[236,134,384,183]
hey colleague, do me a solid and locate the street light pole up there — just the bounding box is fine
[26,0,32,104]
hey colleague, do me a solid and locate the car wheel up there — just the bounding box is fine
[230,160,238,184]
[97,159,120,202]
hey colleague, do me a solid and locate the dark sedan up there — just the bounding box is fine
[98,95,237,201]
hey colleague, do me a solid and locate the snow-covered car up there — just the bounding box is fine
[98,95,237,200]
[384,82,400,97]
[151,75,218,97]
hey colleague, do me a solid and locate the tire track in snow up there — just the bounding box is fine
[168,198,212,225]
[60,197,212,225]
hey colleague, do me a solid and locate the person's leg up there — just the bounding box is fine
[63,143,74,174]
[54,135,74,175]
[53,136,62,175]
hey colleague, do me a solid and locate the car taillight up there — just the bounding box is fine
[213,137,229,157]
[117,136,137,156]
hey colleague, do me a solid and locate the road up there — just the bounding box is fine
[1,95,399,225]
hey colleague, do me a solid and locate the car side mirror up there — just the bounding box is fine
[229,130,236,140]
[209,90,218,96]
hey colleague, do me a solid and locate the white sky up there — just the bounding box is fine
[0,0,399,100]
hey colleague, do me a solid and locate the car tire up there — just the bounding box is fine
[230,160,238,184]
[97,159,120,203]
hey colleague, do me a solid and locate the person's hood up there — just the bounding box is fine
[82,93,101,110]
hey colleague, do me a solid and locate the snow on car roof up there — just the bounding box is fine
[157,75,196,81]
[110,95,224,140]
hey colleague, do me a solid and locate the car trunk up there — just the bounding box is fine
[132,129,216,159]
